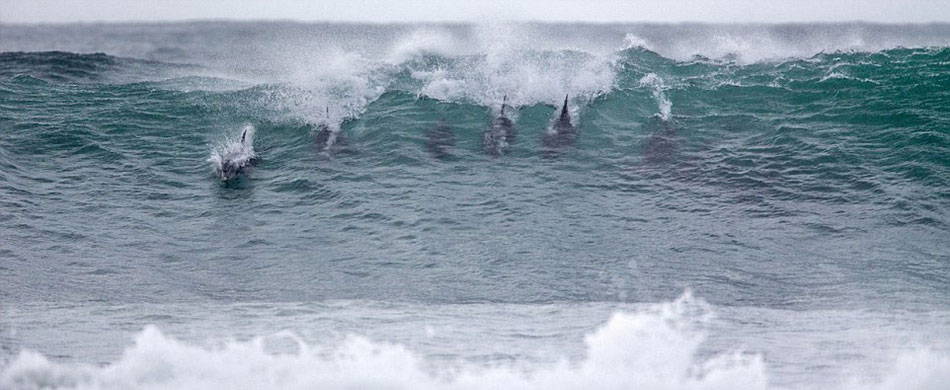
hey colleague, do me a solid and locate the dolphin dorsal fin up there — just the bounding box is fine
[240,128,247,144]
[501,95,507,117]
[560,94,570,122]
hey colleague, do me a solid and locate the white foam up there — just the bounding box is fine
[3,293,949,390]
[277,23,602,123]
[405,24,617,110]
[0,294,756,390]
[841,349,950,390]
[622,33,652,50]
[198,24,947,124]
[385,27,463,64]
[208,124,257,180]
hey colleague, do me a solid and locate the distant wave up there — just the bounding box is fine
[0,51,201,83]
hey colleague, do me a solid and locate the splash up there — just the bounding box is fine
[622,33,652,50]
[208,124,257,180]
[4,293,948,390]
[639,73,672,120]
[385,27,463,64]
[0,294,766,390]
[401,24,617,109]
[841,349,950,390]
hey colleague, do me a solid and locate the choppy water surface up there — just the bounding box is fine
[1,22,949,389]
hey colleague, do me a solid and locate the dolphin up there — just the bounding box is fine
[313,106,352,155]
[483,95,516,156]
[426,119,455,159]
[214,126,258,181]
[542,94,578,151]
[314,106,336,149]
[642,119,677,164]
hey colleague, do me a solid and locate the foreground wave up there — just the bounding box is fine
[3,294,948,390]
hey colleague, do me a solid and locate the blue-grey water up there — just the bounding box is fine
[1,22,949,390]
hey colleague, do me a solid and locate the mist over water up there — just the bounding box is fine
[1,22,949,389]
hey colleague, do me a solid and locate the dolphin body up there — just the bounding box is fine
[216,126,258,181]
[426,119,455,159]
[542,95,578,151]
[643,120,677,164]
[314,107,344,151]
[483,96,516,156]
[314,122,334,147]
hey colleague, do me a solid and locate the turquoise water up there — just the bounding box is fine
[1,22,949,389]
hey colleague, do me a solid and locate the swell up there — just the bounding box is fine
[1,47,948,298]
[2,47,948,205]
[0,51,119,82]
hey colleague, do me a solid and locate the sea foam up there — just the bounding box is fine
[3,294,948,390]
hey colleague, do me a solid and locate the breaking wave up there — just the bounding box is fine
[2,294,948,390]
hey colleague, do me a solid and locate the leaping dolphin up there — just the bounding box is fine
[483,95,516,156]
[542,94,578,151]
[212,125,258,181]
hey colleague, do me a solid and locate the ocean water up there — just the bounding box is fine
[1,22,949,389]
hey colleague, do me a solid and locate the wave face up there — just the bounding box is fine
[1,22,949,389]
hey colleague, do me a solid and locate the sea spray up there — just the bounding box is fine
[208,124,257,180]
[639,73,672,120]
[0,294,764,390]
[4,294,949,390]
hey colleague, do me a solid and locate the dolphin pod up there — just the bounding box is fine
[213,95,591,181]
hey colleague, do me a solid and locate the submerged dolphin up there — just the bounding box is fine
[314,107,344,151]
[426,119,454,159]
[542,94,578,151]
[314,107,333,147]
[213,126,258,181]
[643,119,677,164]
[483,95,516,156]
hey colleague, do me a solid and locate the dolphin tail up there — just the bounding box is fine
[560,94,570,121]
